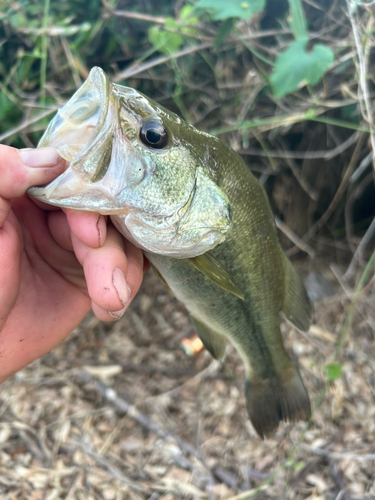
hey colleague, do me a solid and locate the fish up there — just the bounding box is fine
[29,67,313,438]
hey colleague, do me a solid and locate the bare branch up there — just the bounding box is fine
[0,108,58,142]
[287,134,367,256]
[301,444,375,461]
[113,43,213,82]
[240,131,359,160]
[275,217,316,258]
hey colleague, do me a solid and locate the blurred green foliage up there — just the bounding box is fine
[0,0,337,146]
[325,363,343,381]
[196,0,265,21]
[0,0,373,271]
[270,38,334,98]
[148,6,198,55]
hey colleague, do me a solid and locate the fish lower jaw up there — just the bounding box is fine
[113,214,227,258]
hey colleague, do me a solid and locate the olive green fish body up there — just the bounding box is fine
[146,140,311,437]
[29,67,312,438]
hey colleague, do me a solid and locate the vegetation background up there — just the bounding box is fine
[0,0,375,499]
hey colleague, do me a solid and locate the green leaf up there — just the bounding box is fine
[148,20,183,55]
[148,7,198,56]
[214,18,235,48]
[325,363,343,381]
[0,91,13,121]
[197,0,265,20]
[180,5,198,23]
[270,37,334,98]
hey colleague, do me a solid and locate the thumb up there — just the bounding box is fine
[0,145,65,200]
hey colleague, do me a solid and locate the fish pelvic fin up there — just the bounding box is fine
[190,315,226,360]
[282,253,313,331]
[245,365,311,439]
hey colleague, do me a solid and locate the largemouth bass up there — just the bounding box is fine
[29,67,313,438]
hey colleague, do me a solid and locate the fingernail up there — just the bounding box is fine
[112,268,131,308]
[20,147,61,167]
[108,307,127,320]
[96,215,106,247]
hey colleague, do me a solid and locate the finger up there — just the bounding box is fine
[0,212,23,329]
[89,239,144,322]
[47,210,74,251]
[0,146,65,199]
[0,198,11,229]
[65,209,107,249]
[71,224,132,315]
[122,238,144,303]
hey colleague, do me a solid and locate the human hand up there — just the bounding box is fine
[0,145,145,383]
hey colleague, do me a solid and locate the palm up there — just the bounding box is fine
[0,196,91,380]
[0,145,144,384]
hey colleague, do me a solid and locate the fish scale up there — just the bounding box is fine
[29,66,313,439]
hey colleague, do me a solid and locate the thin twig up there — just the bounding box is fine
[280,146,319,200]
[75,370,227,488]
[61,37,82,89]
[349,150,373,182]
[301,444,375,461]
[239,131,359,160]
[345,171,373,253]
[0,108,58,142]
[287,134,367,256]
[275,217,316,258]
[67,439,148,493]
[327,458,351,500]
[102,0,166,24]
[48,354,232,379]
[335,250,375,359]
[344,216,375,279]
[113,42,213,82]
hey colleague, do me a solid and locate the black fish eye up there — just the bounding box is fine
[140,122,168,149]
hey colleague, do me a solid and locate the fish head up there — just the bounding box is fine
[29,67,232,258]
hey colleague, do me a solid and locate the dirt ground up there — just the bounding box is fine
[0,258,375,500]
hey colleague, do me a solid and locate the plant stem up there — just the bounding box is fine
[40,0,50,108]
[334,249,375,360]
[288,0,307,39]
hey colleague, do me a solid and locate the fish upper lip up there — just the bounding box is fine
[38,66,112,182]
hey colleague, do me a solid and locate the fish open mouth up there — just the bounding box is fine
[28,67,123,211]
[38,67,111,170]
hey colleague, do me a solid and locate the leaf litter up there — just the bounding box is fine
[0,264,374,499]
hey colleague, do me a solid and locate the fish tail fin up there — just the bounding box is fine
[282,253,313,331]
[245,364,311,439]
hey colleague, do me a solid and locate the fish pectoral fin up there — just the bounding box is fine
[190,316,226,360]
[188,253,244,300]
[282,253,313,331]
[245,365,311,439]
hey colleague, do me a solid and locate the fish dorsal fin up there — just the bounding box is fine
[281,252,313,331]
[188,253,244,300]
